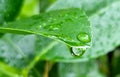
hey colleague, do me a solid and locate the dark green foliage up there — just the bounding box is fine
[0,0,23,22]
[0,0,120,77]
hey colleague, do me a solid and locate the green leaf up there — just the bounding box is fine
[0,8,91,47]
[1,0,120,66]
[1,0,120,65]
[0,62,22,77]
[58,60,105,77]
[47,0,118,16]
[18,0,39,18]
[0,34,36,68]
[1,1,120,75]
[0,0,23,24]
[38,0,120,62]
[0,34,59,76]
[40,0,56,13]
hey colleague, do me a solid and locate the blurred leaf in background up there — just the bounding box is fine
[40,0,56,13]
[18,0,39,18]
[0,0,120,77]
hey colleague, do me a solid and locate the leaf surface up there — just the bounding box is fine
[0,8,91,47]
[39,0,120,62]
[0,0,23,23]
[58,60,105,77]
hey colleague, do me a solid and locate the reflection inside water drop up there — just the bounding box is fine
[71,46,89,56]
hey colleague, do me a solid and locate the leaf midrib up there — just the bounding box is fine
[26,0,120,65]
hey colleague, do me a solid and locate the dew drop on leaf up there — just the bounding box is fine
[39,25,42,28]
[71,46,89,56]
[77,33,91,43]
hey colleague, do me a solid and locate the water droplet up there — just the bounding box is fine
[42,23,46,26]
[48,25,56,31]
[48,35,56,38]
[53,27,59,30]
[77,33,91,43]
[65,14,68,17]
[39,25,42,28]
[75,16,78,19]
[71,46,89,56]
[53,18,57,21]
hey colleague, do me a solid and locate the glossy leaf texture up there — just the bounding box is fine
[0,0,120,76]
[38,0,120,62]
[0,0,23,24]
[0,8,91,47]
[0,0,120,64]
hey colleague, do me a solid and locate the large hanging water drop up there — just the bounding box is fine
[71,46,89,56]
[77,33,91,43]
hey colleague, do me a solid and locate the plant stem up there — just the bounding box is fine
[43,61,54,77]
[43,61,49,77]
[26,41,58,71]
[107,51,114,77]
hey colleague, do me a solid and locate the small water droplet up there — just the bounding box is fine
[48,25,55,31]
[77,33,91,43]
[48,35,56,38]
[75,16,78,19]
[42,23,46,26]
[71,46,89,56]
[39,25,42,28]
[53,27,59,30]
[53,18,57,21]
[65,14,68,17]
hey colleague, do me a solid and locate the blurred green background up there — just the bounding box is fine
[0,0,120,77]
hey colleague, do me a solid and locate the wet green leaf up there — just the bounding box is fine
[39,0,120,62]
[0,8,91,47]
[1,0,120,64]
[1,1,120,76]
